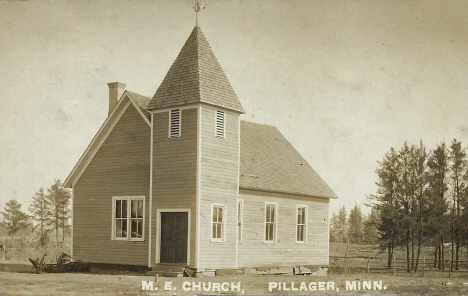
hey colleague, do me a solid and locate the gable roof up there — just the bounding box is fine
[239,121,337,199]
[147,26,245,113]
[65,96,336,198]
[63,91,151,188]
[126,91,151,120]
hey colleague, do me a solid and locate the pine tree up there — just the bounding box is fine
[397,143,416,272]
[363,208,380,244]
[413,142,428,272]
[369,147,401,267]
[46,179,71,245]
[449,139,467,270]
[348,205,363,244]
[28,187,50,236]
[329,212,338,242]
[336,206,347,243]
[1,199,29,236]
[426,142,449,270]
[29,187,51,247]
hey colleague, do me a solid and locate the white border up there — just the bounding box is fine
[155,208,191,265]
[111,195,146,242]
[264,202,278,243]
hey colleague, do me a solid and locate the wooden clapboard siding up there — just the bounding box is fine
[73,104,150,266]
[237,189,330,267]
[151,108,197,267]
[198,106,239,269]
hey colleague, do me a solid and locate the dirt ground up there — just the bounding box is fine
[1,271,468,295]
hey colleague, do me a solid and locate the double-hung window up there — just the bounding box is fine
[169,109,181,138]
[296,206,307,243]
[264,203,277,243]
[112,196,145,241]
[211,204,225,242]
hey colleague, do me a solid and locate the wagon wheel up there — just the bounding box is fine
[56,252,71,265]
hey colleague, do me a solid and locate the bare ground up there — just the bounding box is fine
[1,272,468,295]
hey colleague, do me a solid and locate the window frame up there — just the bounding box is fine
[111,196,145,242]
[296,205,308,244]
[264,202,278,243]
[211,203,226,243]
[214,110,225,139]
[168,109,181,138]
[237,200,243,243]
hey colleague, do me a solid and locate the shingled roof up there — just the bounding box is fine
[123,91,335,198]
[147,26,245,113]
[239,121,337,199]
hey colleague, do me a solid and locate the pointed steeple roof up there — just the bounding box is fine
[147,26,245,113]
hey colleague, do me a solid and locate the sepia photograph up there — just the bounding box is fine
[1,0,468,295]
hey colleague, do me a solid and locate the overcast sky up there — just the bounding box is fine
[1,0,468,216]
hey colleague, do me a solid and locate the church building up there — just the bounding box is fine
[63,26,337,276]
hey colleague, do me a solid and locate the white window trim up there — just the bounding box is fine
[264,202,278,244]
[211,203,226,243]
[111,196,145,241]
[215,110,225,139]
[296,205,308,244]
[168,109,181,138]
[237,200,243,243]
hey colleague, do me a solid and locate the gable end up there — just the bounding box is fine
[64,93,150,188]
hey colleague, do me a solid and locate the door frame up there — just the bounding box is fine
[155,208,191,265]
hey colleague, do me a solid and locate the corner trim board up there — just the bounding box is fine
[195,104,202,270]
[148,112,154,267]
[70,185,74,259]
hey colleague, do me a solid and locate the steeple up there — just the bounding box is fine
[147,26,245,113]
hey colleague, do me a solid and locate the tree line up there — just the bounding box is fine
[330,205,380,245]
[0,179,71,246]
[369,139,468,272]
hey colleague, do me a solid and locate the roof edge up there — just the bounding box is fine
[125,91,151,125]
[239,186,338,199]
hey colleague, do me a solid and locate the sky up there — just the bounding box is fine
[1,0,468,217]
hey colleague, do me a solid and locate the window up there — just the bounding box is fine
[237,200,243,243]
[112,196,144,241]
[215,110,225,138]
[264,203,277,243]
[169,109,181,138]
[211,204,225,242]
[296,206,307,243]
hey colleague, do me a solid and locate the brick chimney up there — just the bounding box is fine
[107,82,126,115]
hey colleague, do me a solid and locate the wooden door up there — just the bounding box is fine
[160,212,188,263]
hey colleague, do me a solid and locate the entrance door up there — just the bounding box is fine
[160,212,188,263]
